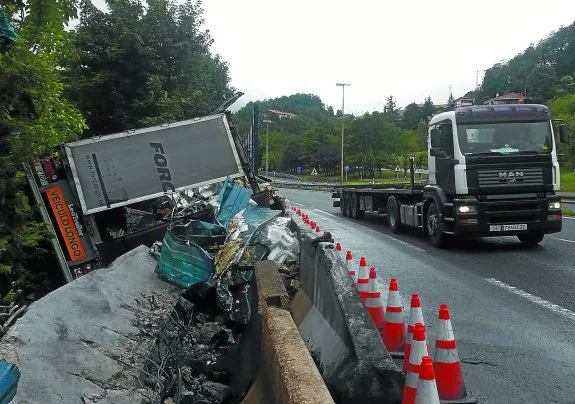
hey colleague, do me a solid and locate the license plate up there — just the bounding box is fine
[490,224,528,232]
[503,224,527,231]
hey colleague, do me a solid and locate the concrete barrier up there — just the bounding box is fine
[241,261,334,404]
[290,217,405,403]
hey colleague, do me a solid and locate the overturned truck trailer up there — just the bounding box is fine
[26,108,273,283]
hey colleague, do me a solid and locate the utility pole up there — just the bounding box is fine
[336,83,351,185]
[263,118,272,175]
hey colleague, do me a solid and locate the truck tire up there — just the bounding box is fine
[517,232,544,247]
[340,192,346,216]
[351,193,365,220]
[344,194,353,217]
[387,196,401,233]
[426,202,448,248]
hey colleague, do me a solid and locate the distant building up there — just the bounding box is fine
[265,109,297,119]
[484,92,533,105]
[455,96,474,107]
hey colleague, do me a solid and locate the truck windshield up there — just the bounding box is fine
[456,121,553,155]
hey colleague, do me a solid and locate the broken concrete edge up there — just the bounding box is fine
[289,213,405,403]
[0,246,182,403]
[241,261,334,404]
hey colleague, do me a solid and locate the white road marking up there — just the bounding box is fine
[382,233,426,252]
[485,278,575,322]
[313,208,338,218]
[553,237,575,244]
[291,202,305,207]
[563,216,575,220]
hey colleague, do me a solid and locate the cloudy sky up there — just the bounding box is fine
[91,0,575,114]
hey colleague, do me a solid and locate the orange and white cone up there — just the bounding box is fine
[365,267,385,332]
[404,293,425,374]
[356,257,370,301]
[433,304,467,401]
[403,323,429,404]
[335,243,343,261]
[415,356,440,404]
[345,251,357,284]
[383,278,406,353]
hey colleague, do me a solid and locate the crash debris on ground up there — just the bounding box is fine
[0,177,306,403]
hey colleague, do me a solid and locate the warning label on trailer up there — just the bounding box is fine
[45,185,87,262]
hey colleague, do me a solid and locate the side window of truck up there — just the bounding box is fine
[438,121,454,158]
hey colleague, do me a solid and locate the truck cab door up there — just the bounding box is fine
[430,121,456,195]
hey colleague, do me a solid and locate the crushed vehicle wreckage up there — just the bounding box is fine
[1,94,307,403]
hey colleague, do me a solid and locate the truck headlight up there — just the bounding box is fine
[458,205,476,213]
[549,201,561,210]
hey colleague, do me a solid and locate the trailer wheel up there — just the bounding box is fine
[387,196,401,233]
[426,202,447,248]
[517,232,544,247]
[344,194,353,217]
[351,194,365,220]
[340,192,346,216]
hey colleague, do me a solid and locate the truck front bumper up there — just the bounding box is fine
[451,195,563,237]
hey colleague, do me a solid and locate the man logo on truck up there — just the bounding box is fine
[499,171,524,178]
[150,142,176,193]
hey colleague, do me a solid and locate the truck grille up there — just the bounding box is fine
[477,168,543,188]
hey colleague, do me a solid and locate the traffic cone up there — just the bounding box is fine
[315,226,321,234]
[383,278,405,353]
[404,293,425,374]
[434,304,467,401]
[356,257,370,301]
[311,221,316,230]
[296,209,301,216]
[403,323,428,404]
[365,267,385,332]
[415,356,440,404]
[345,251,357,283]
[335,243,343,261]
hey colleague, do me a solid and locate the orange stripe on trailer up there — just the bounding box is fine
[45,186,87,262]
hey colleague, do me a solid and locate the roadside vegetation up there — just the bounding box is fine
[561,170,575,192]
[0,0,233,303]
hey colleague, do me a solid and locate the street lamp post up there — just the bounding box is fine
[263,119,272,175]
[336,83,351,184]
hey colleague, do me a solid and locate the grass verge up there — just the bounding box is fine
[561,170,575,192]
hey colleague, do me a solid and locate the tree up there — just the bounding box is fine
[383,95,398,123]
[422,97,435,120]
[66,0,234,136]
[556,74,575,95]
[526,65,556,101]
[1,0,87,302]
[447,93,456,110]
[401,103,425,130]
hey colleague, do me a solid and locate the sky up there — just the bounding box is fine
[91,0,575,114]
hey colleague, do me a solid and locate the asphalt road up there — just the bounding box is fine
[279,188,575,404]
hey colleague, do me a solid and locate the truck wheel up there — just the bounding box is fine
[387,196,401,233]
[345,194,353,217]
[351,194,365,220]
[517,233,544,247]
[340,193,346,216]
[426,202,447,248]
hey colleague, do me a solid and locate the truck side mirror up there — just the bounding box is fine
[559,124,569,144]
[430,128,440,148]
